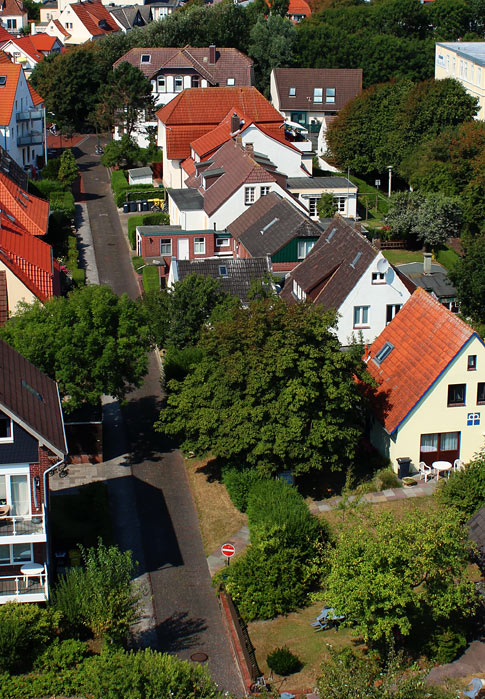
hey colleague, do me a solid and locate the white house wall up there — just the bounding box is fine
[337,255,411,345]
[240,124,308,178]
[373,335,485,472]
[0,72,44,170]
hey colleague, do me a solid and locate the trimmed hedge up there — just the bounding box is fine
[436,454,485,518]
[142,265,160,292]
[66,235,85,287]
[32,178,65,199]
[125,188,164,202]
[222,467,269,512]
[50,191,75,218]
[128,212,170,249]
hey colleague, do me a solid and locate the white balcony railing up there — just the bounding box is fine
[0,509,46,542]
[0,567,48,604]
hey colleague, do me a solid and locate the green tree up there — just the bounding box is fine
[268,0,289,17]
[99,62,154,136]
[317,193,338,218]
[51,541,140,645]
[158,299,367,475]
[248,14,296,95]
[0,285,150,411]
[57,149,79,189]
[101,134,141,169]
[449,234,485,324]
[429,0,473,40]
[142,274,235,350]
[386,191,462,248]
[0,604,61,674]
[324,508,477,645]
[317,647,455,698]
[436,451,485,519]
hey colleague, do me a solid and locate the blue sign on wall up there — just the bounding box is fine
[467,412,480,426]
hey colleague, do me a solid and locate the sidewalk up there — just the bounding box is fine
[207,479,438,576]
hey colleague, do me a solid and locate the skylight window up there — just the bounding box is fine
[260,218,279,235]
[219,265,228,278]
[326,227,337,243]
[289,87,296,97]
[374,342,394,365]
[21,380,43,402]
[140,54,151,63]
[350,252,362,268]
[0,76,6,87]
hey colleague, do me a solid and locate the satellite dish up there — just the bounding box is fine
[377,257,389,274]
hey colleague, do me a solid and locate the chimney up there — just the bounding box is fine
[230,112,240,134]
[31,22,36,35]
[235,135,243,146]
[245,143,254,156]
[423,252,432,275]
[209,44,216,65]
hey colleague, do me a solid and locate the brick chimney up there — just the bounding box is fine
[245,143,254,156]
[230,112,240,134]
[209,44,216,65]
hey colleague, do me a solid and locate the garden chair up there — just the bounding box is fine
[418,461,434,483]
[454,458,464,473]
[280,693,296,699]
[463,678,484,698]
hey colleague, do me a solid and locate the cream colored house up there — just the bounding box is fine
[366,288,485,474]
[435,42,485,120]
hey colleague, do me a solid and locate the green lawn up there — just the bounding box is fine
[142,265,160,292]
[436,246,459,271]
[382,249,424,264]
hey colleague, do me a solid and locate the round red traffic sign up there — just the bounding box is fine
[221,543,235,558]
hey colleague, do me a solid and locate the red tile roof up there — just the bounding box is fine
[158,87,283,159]
[0,63,21,125]
[27,80,43,106]
[0,26,12,43]
[0,172,49,237]
[70,0,119,38]
[30,33,58,52]
[288,0,311,16]
[53,19,70,38]
[365,288,476,434]
[0,50,11,64]
[190,108,247,158]
[4,35,43,63]
[0,0,26,18]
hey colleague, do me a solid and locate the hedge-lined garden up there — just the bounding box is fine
[127,212,169,249]
[111,170,164,208]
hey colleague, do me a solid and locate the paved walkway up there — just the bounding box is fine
[69,136,244,696]
[207,479,438,576]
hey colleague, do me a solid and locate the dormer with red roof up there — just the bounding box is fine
[56,0,119,45]
[365,288,485,474]
[0,63,46,172]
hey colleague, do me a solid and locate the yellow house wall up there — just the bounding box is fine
[0,260,37,314]
[435,45,485,120]
[373,335,485,472]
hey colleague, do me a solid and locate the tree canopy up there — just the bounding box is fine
[157,298,368,475]
[57,149,79,189]
[96,62,153,136]
[324,507,477,646]
[449,234,485,325]
[0,285,150,412]
[385,191,462,248]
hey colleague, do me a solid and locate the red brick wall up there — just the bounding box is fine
[272,262,298,272]
[236,243,251,259]
[30,447,60,515]
[141,232,218,259]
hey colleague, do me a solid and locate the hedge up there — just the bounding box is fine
[128,212,170,249]
[222,467,269,512]
[31,178,65,199]
[142,265,160,292]
[50,191,75,219]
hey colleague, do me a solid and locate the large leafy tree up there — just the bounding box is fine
[101,135,141,169]
[386,191,462,248]
[248,14,296,95]
[158,299,368,475]
[97,62,154,136]
[324,508,477,645]
[449,234,485,325]
[0,286,150,411]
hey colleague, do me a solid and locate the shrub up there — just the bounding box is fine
[128,215,144,249]
[267,646,302,676]
[374,468,401,491]
[33,639,90,672]
[424,627,467,665]
[51,540,140,645]
[50,191,75,218]
[222,467,269,512]
[0,603,61,674]
[111,170,128,193]
[33,178,65,198]
[41,156,61,180]
[132,256,144,273]
[436,453,485,518]
[163,346,204,382]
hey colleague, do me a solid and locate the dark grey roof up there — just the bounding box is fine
[0,144,27,190]
[287,177,356,190]
[108,5,152,29]
[396,262,457,300]
[175,257,271,303]
[437,42,485,68]
[228,192,321,257]
[167,188,203,211]
[128,166,152,178]
[0,339,67,457]
[280,216,377,310]
[137,224,182,236]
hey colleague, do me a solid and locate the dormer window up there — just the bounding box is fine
[219,265,228,278]
[0,412,12,442]
[0,76,6,87]
[289,87,296,97]
[226,78,235,86]
[174,75,183,92]
[141,54,151,64]
[313,88,323,103]
[326,87,336,103]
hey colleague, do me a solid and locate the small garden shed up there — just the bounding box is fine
[128,167,153,186]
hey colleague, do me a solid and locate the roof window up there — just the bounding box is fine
[374,342,394,365]
[0,76,6,87]
[140,54,151,64]
[21,380,43,402]
[350,252,362,268]
[313,87,323,103]
[326,226,337,242]
[219,265,228,278]
[289,87,296,97]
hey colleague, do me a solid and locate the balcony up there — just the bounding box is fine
[0,511,46,544]
[16,109,43,122]
[17,131,44,147]
[0,566,47,604]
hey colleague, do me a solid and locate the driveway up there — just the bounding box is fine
[76,135,244,696]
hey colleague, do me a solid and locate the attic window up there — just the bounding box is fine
[289,87,296,97]
[21,380,43,402]
[326,87,336,103]
[313,88,323,103]
[219,265,228,278]
[374,342,394,365]
[226,78,235,86]
[0,76,6,87]
[140,54,151,64]
[326,227,337,242]
[350,252,362,268]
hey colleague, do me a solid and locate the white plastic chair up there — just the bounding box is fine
[454,458,464,473]
[464,678,484,699]
[418,461,433,483]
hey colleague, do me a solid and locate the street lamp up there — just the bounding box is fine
[387,165,393,198]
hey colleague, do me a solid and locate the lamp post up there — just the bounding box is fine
[387,165,393,198]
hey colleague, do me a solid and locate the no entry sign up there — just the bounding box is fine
[221,543,235,559]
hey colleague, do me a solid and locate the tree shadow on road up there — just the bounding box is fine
[155,611,208,653]
[122,394,172,465]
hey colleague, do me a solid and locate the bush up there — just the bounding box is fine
[132,256,144,273]
[143,265,160,292]
[436,453,485,518]
[33,178,65,198]
[0,603,61,674]
[33,639,90,673]
[222,467,269,512]
[128,212,169,249]
[51,540,140,645]
[424,627,467,665]
[163,346,205,382]
[41,157,61,180]
[374,468,401,491]
[267,646,302,676]
[50,191,75,218]
[111,169,129,193]
[128,215,144,249]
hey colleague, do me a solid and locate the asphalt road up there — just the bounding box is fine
[77,135,244,696]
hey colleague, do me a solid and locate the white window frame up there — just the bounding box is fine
[157,75,166,93]
[297,239,315,260]
[313,87,323,103]
[141,54,151,64]
[334,196,346,213]
[174,75,183,92]
[292,279,306,301]
[353,305,370,328]
[216,237,230,248]
[194,237,205,254]
[260,186,270,197]
[308,197,318,217]
[0,414,13,444]
[372,272,386,285]
[386,304,401,324]
[226,78,235,86]
[289,87,296,97]
[0,543,33,566]
[160,239,172,255]
[326,88,336,103]
[244,187,255,205]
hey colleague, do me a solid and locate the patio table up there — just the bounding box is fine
[432,461,452,480]
[20,562,44,588]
